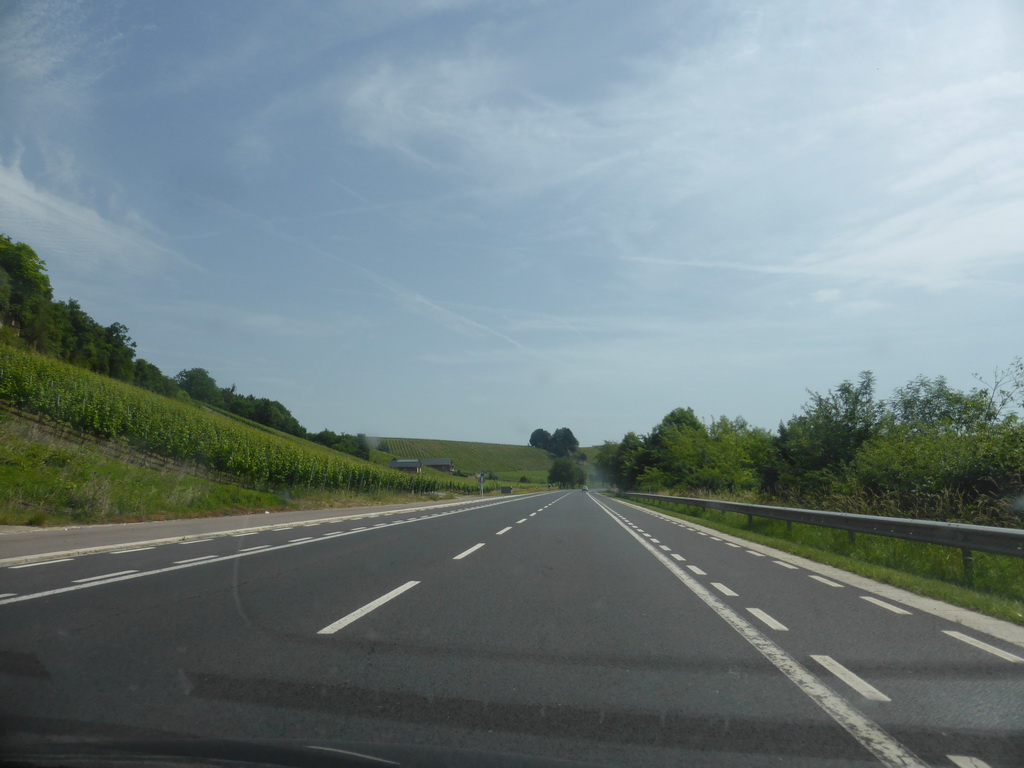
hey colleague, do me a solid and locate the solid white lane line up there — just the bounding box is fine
[591,495,924,768]
[174,555,219,564]
[811,656,890,701]
[861,596,911,615]
[496,526,512,535]
[453,543,485,560]
[317,581,420,635]
[306,745,400,766]
[231,532,259,537]
[659,545,671,551]
[746,550,765,557]
[240,545,270,552]
[773,560,798,569]
[321,532,346,538]
[947,755,992,768]
[10,559,74,569]
[810,575,843,588]
[178,539,213,544]
[747,608,788,631]
[73,570,137,583]
[670,554,686,561]
[289,537,313,543]
[943,631,1024,662]
[516,518,527,524]
[711,583,738,597]
[110,547,157,555]
[687,565,706,575]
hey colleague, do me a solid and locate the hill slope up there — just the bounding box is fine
[377,437,552,474]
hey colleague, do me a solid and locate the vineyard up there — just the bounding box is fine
[376,437,553,475]
[0,346,486,496]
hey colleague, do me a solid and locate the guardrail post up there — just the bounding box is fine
[961,548,974,586]
[848,530,856,546]
[786,520,792,533]
[747,514,753,528]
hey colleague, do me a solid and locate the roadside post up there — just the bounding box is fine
[478,471,485,497]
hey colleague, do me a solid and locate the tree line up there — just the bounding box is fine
[0,235,369,461]
[593,369,1024,525]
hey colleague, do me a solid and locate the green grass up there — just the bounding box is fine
[626,496,1024,627]
[375,437,552,474]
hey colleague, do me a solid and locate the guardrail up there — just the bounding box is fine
[620,492,1024,583]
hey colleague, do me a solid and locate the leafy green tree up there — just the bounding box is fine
[529,428,552,450]
[548,456,584,488]
[174,368,225,407]
[549,426,579,457]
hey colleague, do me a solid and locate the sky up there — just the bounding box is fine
[1,0,1022,446]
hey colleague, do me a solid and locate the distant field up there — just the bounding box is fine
[375,437,552,475]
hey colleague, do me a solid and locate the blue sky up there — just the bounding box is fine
[1,1,1022,446]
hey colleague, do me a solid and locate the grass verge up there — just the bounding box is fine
[0,413,465,526]
[625,496,1024,627]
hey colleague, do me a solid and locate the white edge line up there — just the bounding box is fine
[0,504,501,607]
[317,581,420,635]
[943,631,1024,663]
[453,543,485,560]
[946,755,993,768]
[810,655,891,702]
[589,494,924,768]
[72,570,137,583]
[0,495,537,568]
[305,745,400,766]
[9,558,75,569]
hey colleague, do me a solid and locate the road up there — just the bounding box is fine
[1,491,1022,767]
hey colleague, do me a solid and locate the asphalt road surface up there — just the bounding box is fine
[1,491,1022,767]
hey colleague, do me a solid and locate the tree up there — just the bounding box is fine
[549,427,579,457]
[174,368,224,406]
[529,428,552,450]
[548,456,584,488]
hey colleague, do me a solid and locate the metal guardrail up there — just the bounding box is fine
[620,492,1024,583]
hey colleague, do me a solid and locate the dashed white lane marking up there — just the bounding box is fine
[860,596,911,615]
[73,570,137,583]
[670,554,686,561]
[321,532,346,539]
[178,539,213,544]
[650,538,660,543]
[686,565,706,575]
[747,608,788,631]
[773,560,798,569]
[317,581,420,635]
[711,583,738,597]
[496,526,512,535]
[0,593,15,598]
[658,545,671,551]
[275,527,294,532]
[811,656,890,702]
[810,575,844,588]
[110,547,155,554]
[709,537,722,542]
[746,550,765,557]
[289,537,313,543]
[947,755,992,768]
[10,558,74,569]
[642,533,652,538]
[173,555,219,565]
[593,495,925,768]
[240,545,270,552]
[516,518,528,524]
[453,543,485,560]
[231,532,259,537]
[529,513,536,517]
[726,543,740,548]
[352,526,368,531]
[943,631,1024,662]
